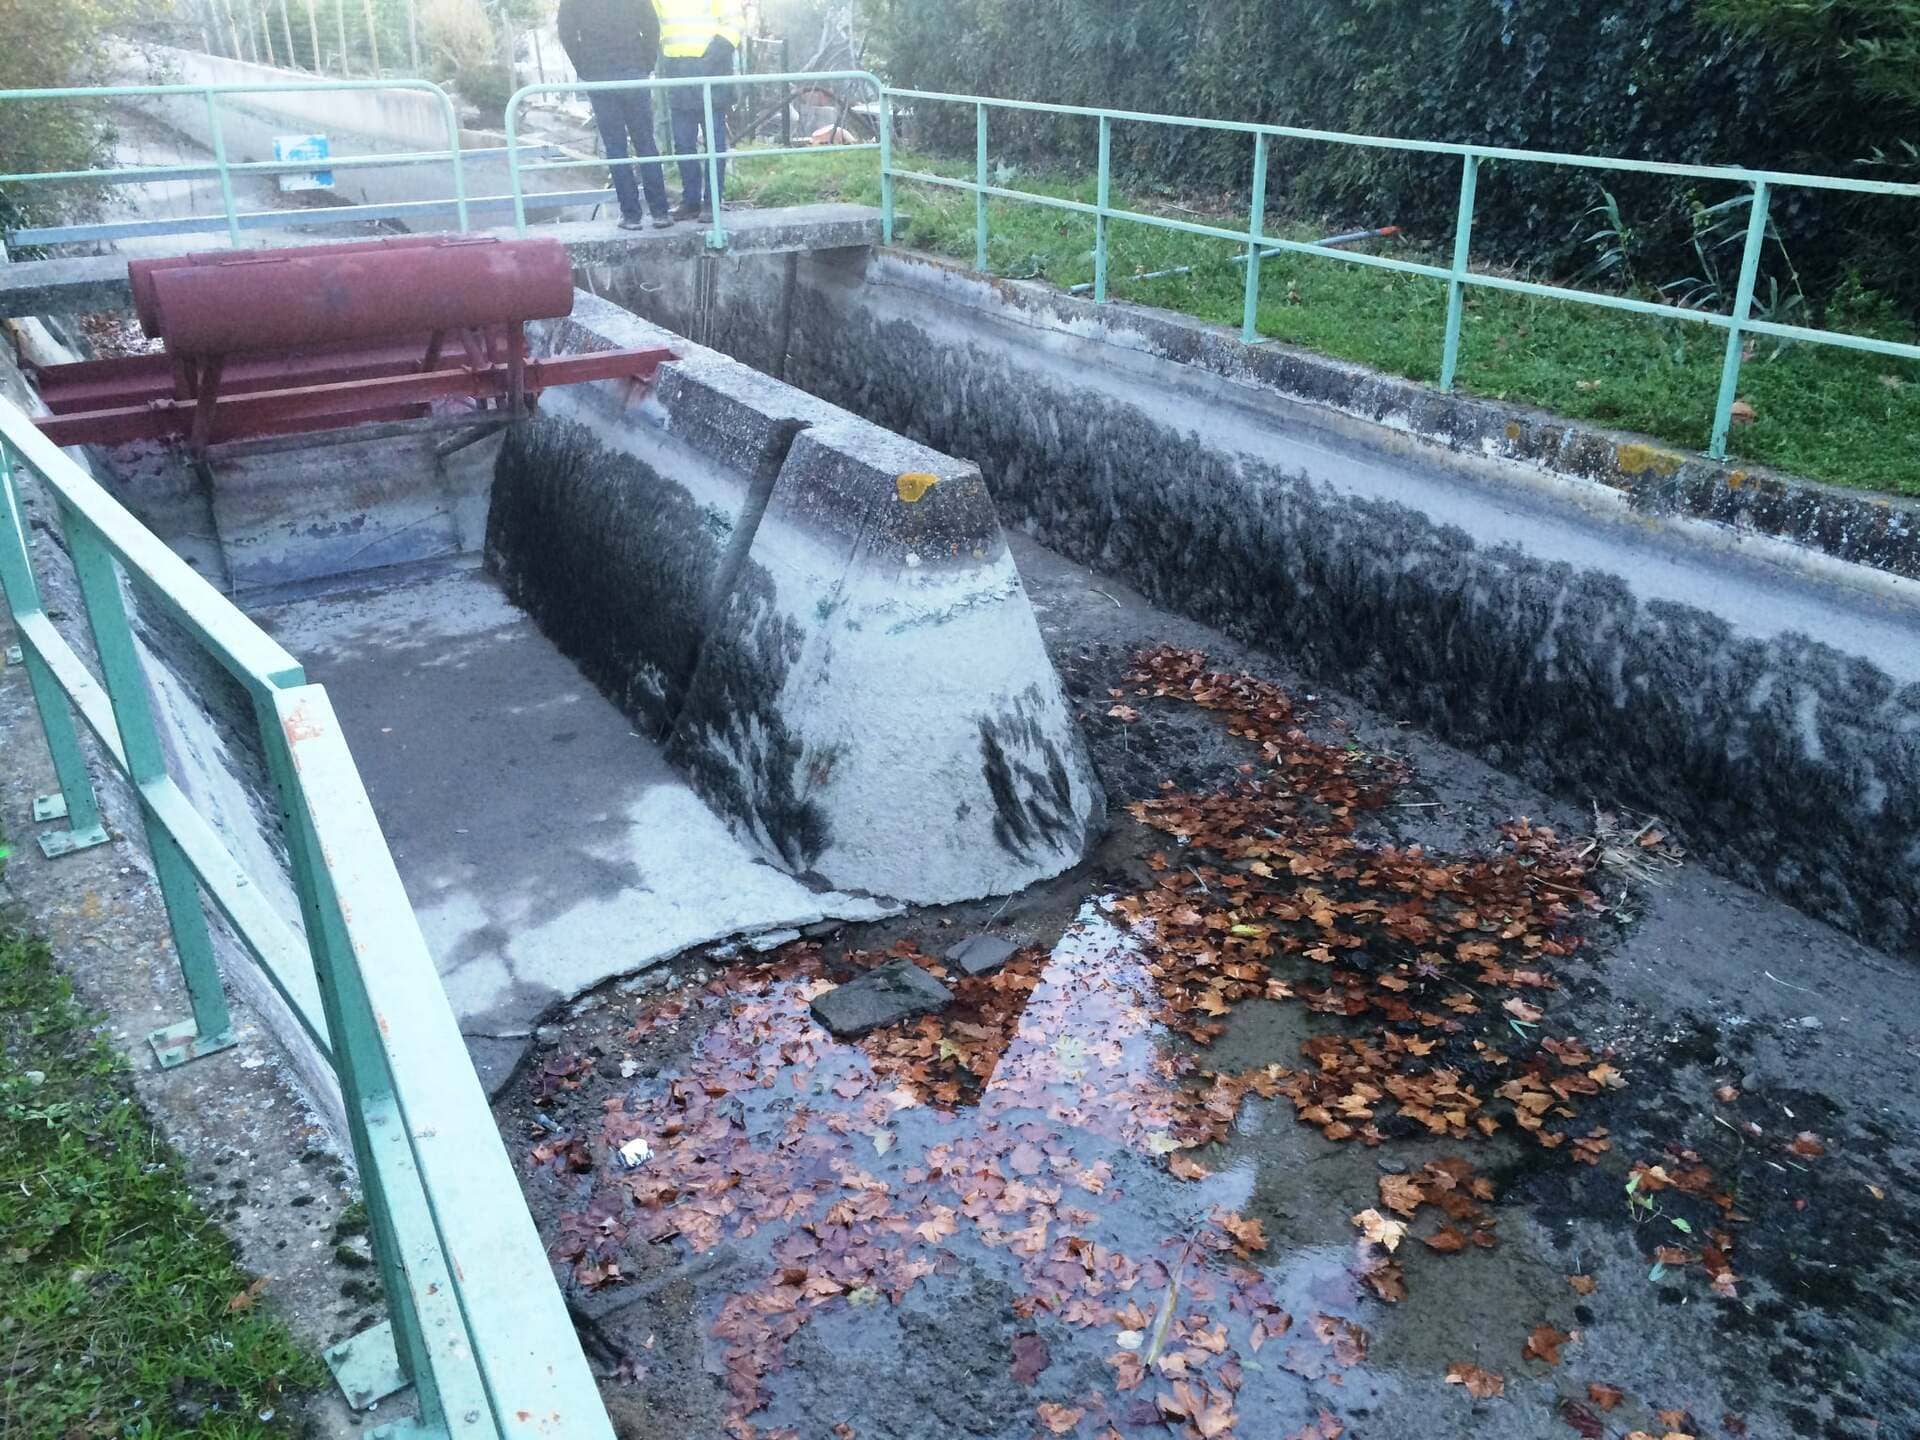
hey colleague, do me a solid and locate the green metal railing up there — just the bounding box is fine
[883,89,1920,460]
[6,73,1919,458]
[0,79,471,247]
[0,398,613,1440]
[502,70,883,251]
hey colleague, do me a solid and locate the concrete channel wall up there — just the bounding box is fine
[490,293,1104,904]
[590,246,1920,959]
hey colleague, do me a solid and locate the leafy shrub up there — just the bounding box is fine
[861,0,1920,309]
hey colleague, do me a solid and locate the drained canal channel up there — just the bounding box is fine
[5,229,1917,1440]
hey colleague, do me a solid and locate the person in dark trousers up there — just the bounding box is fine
[557,0,673,229]
[653,0,744,220]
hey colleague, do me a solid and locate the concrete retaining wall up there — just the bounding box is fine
[487,293,1104,904]
[591,247,1920,958]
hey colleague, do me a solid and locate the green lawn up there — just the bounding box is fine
[727,148,1920,497]
[0,924,320,1438]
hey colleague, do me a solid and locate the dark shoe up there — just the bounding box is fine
[671,200,704,222]
[617,214,647,231]
[650,214,675,229]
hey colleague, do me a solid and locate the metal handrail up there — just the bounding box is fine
[0,78,470,245]
[502,70,884,249]
[0,398,612,1440]
[885,87,1920,461]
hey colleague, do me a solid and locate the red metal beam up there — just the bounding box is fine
[32,347,677,449]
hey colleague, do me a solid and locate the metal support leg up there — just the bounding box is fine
[1094,117,1111,304]
[1709,180,1771,461]
[974,103,989,273]
[61,515,234,1066]
[253,702,441,1427]
[0,443,110,857]
[1242,133,1269,344]
[1439,152,1479,392]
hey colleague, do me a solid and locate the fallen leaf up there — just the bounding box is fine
[1523,1322,1571,1365]
[1560,1401,1604,1438]
[1586,1382,1625,1411]
[1713,1084,1739,1103]
[1169,1153,1212,1182]
[1788,1132,1826,1158]
[1011,1333,1050,1386]
[1567,1274,1596,1295]
[1351,1208,1407,1252]
[1729,400,1757,425]
[225,1275,269,1313]
[1445,1362,1505,1398]
[1423,1225,1468,1254]
[1107,705,1141,723]
[1502,997,1544,1024]
[1379,1173,1426,1217]
[1035,1402,1083,1435]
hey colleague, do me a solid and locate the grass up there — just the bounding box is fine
[726,147,1920,498]
[0,923,321,1438]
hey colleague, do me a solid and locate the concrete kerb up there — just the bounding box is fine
[882,251,1920,585]
[493,290,1103,904]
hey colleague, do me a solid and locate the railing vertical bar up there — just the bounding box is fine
[0,442,107,847]
[1439,150,1479,391]
[703,81,726,249]
[1710,179,1771,460]
[974,101,989,273]
[878,87,895,245]
[252,699,443,1426]
[59,514,235,1063]
[1094,115,1111,303]
[203,89,243,248]
[438,85,469,233]
[505,91,529,235]
[1242,132,1268,343]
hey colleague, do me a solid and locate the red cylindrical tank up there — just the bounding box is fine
[148,237,576,355]
[129,235,448,337]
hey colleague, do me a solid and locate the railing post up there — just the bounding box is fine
[0,442,109,858]
[974,101,989,273]
[1710,179,1771,461]
[204,89,243,248]
[435,83,469,234]
[703,80,727,249]
[251,701,442,1425]
[59,512,235,1067]
[1242,132,1269,344]
[1094,115,1111,304]
[878,88,895,244]
[505,90,529,235]
[1439,151,1480,391]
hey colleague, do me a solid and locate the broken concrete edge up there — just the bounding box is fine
[492,288,1104,907]
[0,206,888,321]
[871,250,1920,586]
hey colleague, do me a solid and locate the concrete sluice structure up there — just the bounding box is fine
[15,278,1102,1088]
[8,217,1917,1101]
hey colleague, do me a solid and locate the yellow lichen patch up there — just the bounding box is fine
[1615,442,1683,479]
[895,472,940,503]
[1728,470,1747,490]
[1505,422,1523,442]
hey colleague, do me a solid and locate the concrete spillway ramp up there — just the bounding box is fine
[488,294,1104,904]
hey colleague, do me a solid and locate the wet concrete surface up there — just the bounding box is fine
[252,559,891,1084]
[502,533,1920,1440]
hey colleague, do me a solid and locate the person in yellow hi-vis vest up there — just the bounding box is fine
[653,0,745,220]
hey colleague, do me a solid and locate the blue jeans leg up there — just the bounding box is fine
[669,100,705,205]
[614,87,671,218]
[588,91,642,219]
